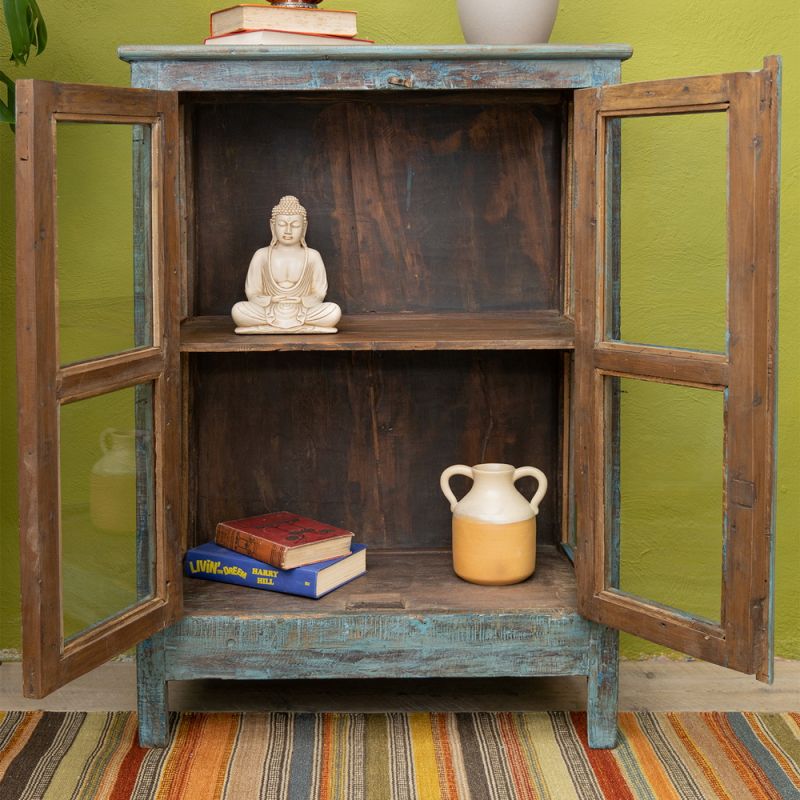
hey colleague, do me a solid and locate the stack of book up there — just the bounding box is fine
[185,511,367,598]
[204,3,372,47]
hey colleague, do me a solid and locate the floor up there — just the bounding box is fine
[1,659,797,713]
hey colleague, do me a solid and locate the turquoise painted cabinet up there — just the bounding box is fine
[15,47,779,750]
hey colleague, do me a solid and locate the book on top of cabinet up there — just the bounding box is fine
[210,4,358,38]
[205,29,373,46]
[215,511,354,569]
[185,542,367,599]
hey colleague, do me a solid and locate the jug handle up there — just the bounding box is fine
[513,467,548,515]
[440,465,473,512]
[99,428,116,454]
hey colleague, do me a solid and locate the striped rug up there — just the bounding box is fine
[0,711,798,799]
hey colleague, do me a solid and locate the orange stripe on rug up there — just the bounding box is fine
[571,711,636,800]
[108,716,152,800]
[429,713,460,800]
[496,713,539,800]
[0,711,43,780]
[618,713,683,800]
[155,713,238,800]
[318,712,335,800]
[668,713,739,800]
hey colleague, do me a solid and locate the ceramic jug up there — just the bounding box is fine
[89,428,137,534]
[440,462,548,585]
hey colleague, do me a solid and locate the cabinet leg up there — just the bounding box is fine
[137,631,170,748]
[586,624,619,749]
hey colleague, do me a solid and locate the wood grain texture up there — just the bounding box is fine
[594,73,732,111]
[587,623,619,748]
[120,45,635,63]
[168,548,589,681]
[137,631,169,747]
[57,348,163,403]
[756,56,781,684]
[16,80,61,699]
[725,62,780,678]
[120,46,633,93]
[592,343,728,389]
[164,614,592,680]
[155,88,186,632]
[572,64,779,677]
[45,81,164,118]
[180,313,575,352]
[189,350,563,550]
[571,83,600,617]
[15,80,183,698]
[183,547,577,615]
[189,93,563,317]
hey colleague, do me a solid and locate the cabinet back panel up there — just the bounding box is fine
[189,92,563,315]
[189,351,562,549]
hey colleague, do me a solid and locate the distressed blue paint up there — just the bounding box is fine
[130,60,618,92]
[137,631,169,748]
[121,44,631,748]
[162,612,593,681]
[132,125,155,604]
[120,44,634,63]
[587,623,619,748]
[121,47,631,92]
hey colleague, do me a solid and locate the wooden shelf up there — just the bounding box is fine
[180,312,575,353]
[182,546,577,617]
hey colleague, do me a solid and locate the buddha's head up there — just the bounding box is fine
[270,195,308,247]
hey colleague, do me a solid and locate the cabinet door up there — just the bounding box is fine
[16,81,182,696]
[573,59,779,679]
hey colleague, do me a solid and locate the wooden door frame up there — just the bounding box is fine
[573,59,779,679]
[15,81,183,697]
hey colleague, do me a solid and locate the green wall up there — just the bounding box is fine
[1,1,797,661]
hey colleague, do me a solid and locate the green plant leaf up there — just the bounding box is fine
[4,0,29,65]
[28,0,46,54]
[0,69,15,124]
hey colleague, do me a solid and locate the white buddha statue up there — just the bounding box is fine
[231,196,342,334]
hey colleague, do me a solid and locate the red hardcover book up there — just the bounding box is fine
[215,511,354,569]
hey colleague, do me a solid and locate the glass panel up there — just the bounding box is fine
[57,123,153,366]
[607,112,728,352]
[60,383,155,642]
[610,377,723,622]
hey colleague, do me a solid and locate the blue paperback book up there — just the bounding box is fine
[185,541,366,599]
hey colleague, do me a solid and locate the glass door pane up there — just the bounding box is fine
[57,122,154,365]
[611,113,728,353]
[60,383,155,642]
[611,377,724,623]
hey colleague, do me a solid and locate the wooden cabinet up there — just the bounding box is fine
[15,46,780,749]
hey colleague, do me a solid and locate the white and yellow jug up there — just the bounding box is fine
[440,462,548,585]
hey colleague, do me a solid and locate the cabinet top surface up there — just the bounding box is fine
[120,44,632,91]
[118,43,633,63]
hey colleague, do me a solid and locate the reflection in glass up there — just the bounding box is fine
[610,113,727,352]
[611,377,723,622]
[57,123,153,365]
[60,384,155,642]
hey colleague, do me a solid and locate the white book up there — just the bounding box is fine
[205,29,373,46]
[211,4,358,38]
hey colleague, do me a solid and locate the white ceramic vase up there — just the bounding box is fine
[457,0,559,45]
[90,428,137,534]
[440,462,548,585]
